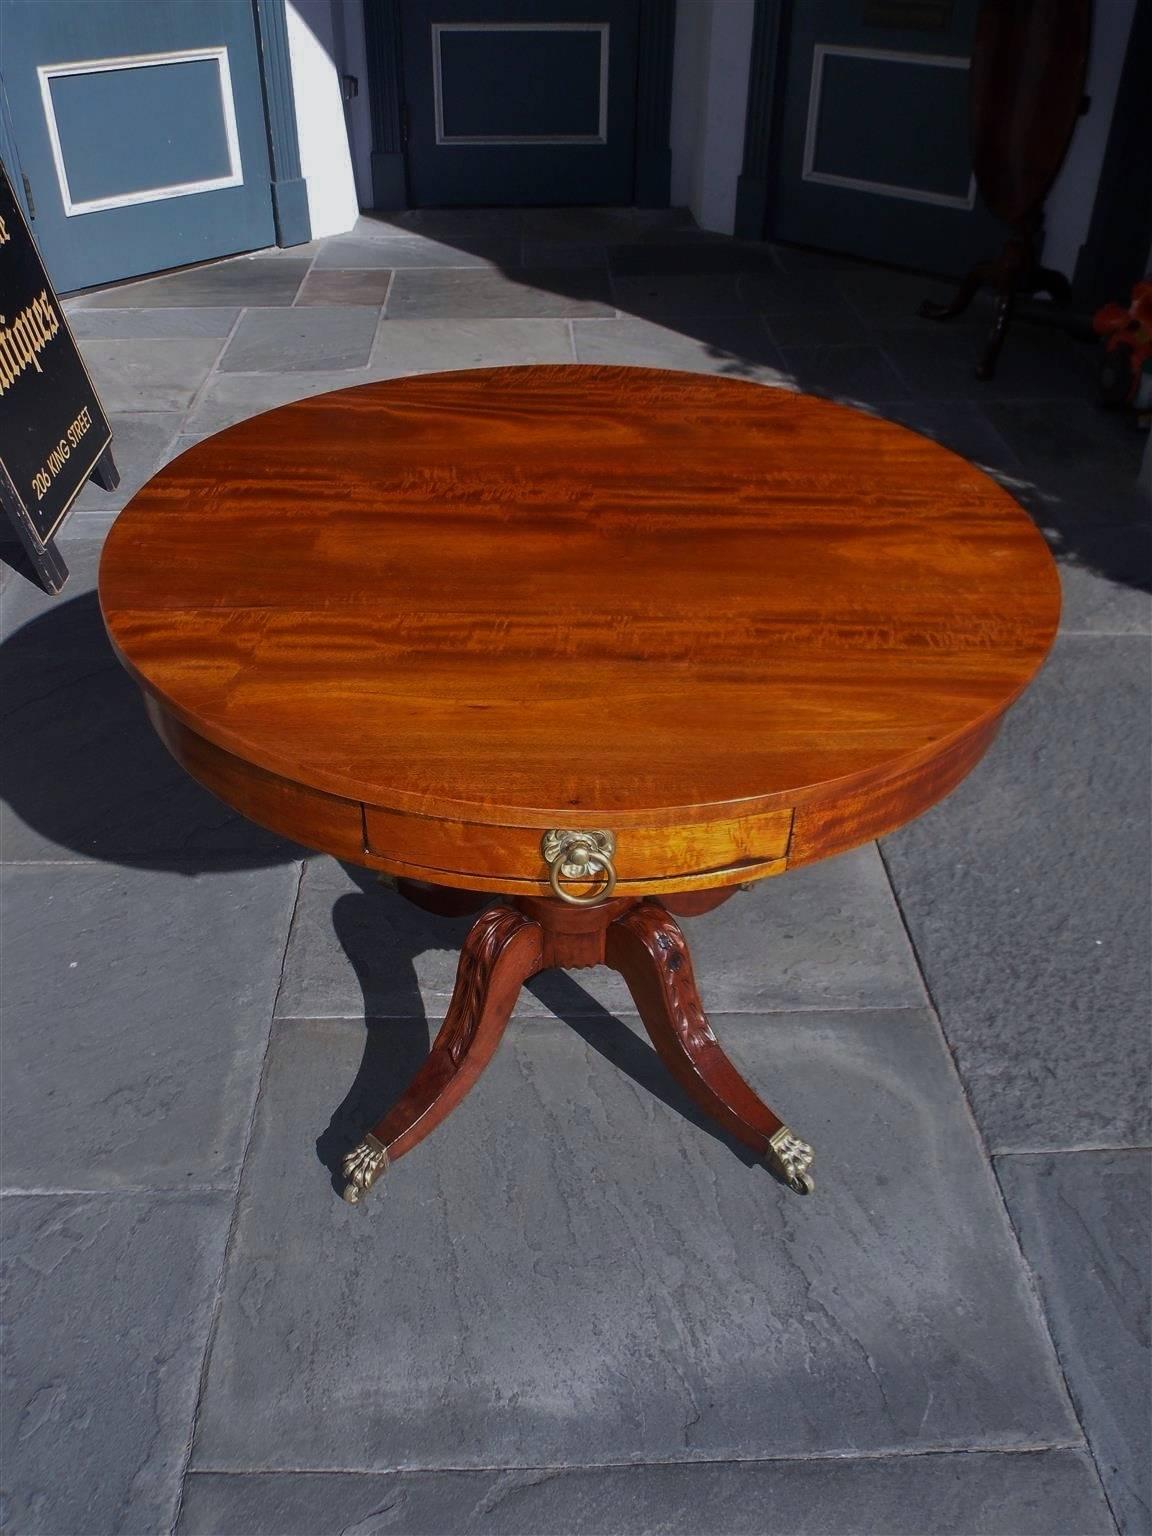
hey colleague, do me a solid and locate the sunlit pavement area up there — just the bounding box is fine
[2,209,1149,1536]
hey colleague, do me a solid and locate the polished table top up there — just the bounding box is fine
[98,364,1062,1200]
[99,365,1060,896]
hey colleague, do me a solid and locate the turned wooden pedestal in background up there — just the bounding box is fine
[98,366,1060,1209]
[920,0,1092,379]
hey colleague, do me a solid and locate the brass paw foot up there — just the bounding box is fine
[767,1125,815,1195]
[342,1134,389,1204]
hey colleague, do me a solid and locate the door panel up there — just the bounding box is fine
[436,25,606,138]
[774,0,1003,273]
[401,0,640,206]
[0,0,276,291]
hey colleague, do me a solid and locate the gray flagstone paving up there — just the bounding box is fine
[370,316,575,376]
[1,1192,231,1536]
[998,1150,1152,1535]
[0,862,300,1190]
[572,312,788,378]
[881,634,1152,1152]
[313,234,521,270]
[79,336,227,411]
[72,255,312,308]
[190,1010,1077,1472]
[218,306,380,372]
[177,1450,1115,1536]
[386,265,616,319]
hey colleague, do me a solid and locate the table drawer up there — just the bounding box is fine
[361,802,793,894]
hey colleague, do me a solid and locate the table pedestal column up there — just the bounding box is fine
[341,886,815,1206]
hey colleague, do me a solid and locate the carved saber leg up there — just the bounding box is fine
[919,261,987,322]
[976,287,1016,381]
[605,902,814,1194]
[342,903,544,1204]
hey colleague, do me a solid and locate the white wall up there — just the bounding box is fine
[669,0,755,233]
[1042,0,1138,278]
[286,0,360,236]
[670,0,709,215]
[327,0,374,209]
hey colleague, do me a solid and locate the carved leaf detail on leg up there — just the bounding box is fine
[646,918,717,1058]
[342,902,542,1207]
[438,904,534,1065]
[607,900,816,1194]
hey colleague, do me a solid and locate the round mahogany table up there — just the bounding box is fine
[99,366,1060,1205]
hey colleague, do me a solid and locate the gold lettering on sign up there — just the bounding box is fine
[0,289,62,394]
[0,214,10,245]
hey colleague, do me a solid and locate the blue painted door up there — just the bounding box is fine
[772,0,1003,273]
[0,0,276,292]
[401,0,641,206]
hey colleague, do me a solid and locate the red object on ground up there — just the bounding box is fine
[1093,280,1152,405]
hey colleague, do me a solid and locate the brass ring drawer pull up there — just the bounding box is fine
[542,830,617,907]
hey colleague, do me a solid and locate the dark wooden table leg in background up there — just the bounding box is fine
[342,885,815,1205]
[920,223,1074,381]
[916,0,1090,382]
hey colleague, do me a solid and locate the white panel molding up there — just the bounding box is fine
[431,22,609,145]
[802,44,976,210]
[37,47,244,217]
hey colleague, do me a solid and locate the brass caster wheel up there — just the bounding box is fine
[342,1134,389,1205]
[767,1125,815,1196]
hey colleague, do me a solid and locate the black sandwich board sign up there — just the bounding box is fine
[0,157,118,593]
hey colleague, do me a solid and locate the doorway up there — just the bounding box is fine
[768,0,1002,273]
[399,0,642,206]
[0,0,278,292]
[361,0,674,210]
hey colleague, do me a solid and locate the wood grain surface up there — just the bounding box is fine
[99,366,1059,892]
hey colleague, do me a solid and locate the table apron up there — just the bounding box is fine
[144,697,1001,896]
